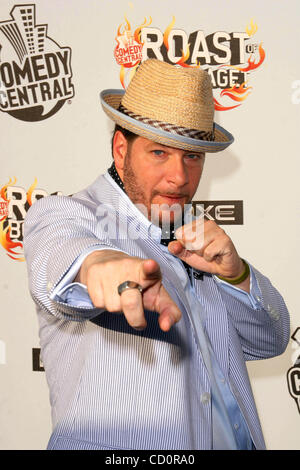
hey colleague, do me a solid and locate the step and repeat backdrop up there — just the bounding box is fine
[0,0,299,450]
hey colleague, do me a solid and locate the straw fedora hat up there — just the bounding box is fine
[100,59,234,153]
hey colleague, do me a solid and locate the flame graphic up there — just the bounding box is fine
[115,16,266,108]
[0,176,24,261]
[1,177,16,202]
[176,43,198,68]
[0,177,38,262]
[220,82,252,102]
[163,16,196,68]
[27,177,38,206]
[215,34,265,109]
[123,16,131,34]
[163,16,176,50]
[214,97,240,111]
[214,83,252,110]
[0,221,24,262]
[0,202,9,222]
[116,16,152,47]
[229,43,265,73]
[115,16,132,48]
[116,16,152,87]
[134,16,152,44]
[0,177,16,221]
[120,65,126,89]
[246,19,258,37]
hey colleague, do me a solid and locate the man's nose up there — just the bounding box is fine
[166,156,188,187]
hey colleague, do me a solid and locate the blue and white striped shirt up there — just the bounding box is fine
[24,171,290,450]
[51,172,264,450]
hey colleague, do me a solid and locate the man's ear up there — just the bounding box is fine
[113,130,128,174]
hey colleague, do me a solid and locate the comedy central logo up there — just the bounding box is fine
[114,16,265,111]
[0,4,74,121]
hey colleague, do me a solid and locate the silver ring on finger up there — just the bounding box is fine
[117,281,143,296]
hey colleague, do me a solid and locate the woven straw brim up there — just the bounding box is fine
[100,89,234,153]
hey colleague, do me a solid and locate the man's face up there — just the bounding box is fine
[115,134,205,225]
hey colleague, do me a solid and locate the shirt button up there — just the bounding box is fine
[270,309,280,321]
[234,423,239,430]
[200,392,211,404]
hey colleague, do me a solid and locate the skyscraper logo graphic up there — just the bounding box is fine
[0,4,74,121]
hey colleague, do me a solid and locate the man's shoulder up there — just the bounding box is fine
[71,173,109,201]
[24,173,116,223]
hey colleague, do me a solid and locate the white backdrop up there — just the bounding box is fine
[0,0,299,450]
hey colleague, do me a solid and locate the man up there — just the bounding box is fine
[24,59,290,450]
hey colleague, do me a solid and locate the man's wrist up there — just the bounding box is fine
[217,259,250,285]
[74,249,125,284]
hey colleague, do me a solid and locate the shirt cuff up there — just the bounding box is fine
[213,262,263,310]
[50,245,120,308]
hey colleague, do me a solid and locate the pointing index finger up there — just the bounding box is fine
[140,259,162,282]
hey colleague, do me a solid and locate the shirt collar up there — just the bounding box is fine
[105,164,196,282]
[105,167,160,242]
[106,162,193,246]
[108,161,125,192]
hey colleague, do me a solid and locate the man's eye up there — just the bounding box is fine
[152,150,165,156]
[185,154,198,160]
[185,153,203,161]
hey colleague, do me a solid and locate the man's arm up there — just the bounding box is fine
[74,249,181,331]
[168,218,290,359]
[24,195,181,330]
[216,264,290,360]
[168,219,249,288]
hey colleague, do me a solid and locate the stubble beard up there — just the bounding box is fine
[122,152,187,228]
[123,152,152,219]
